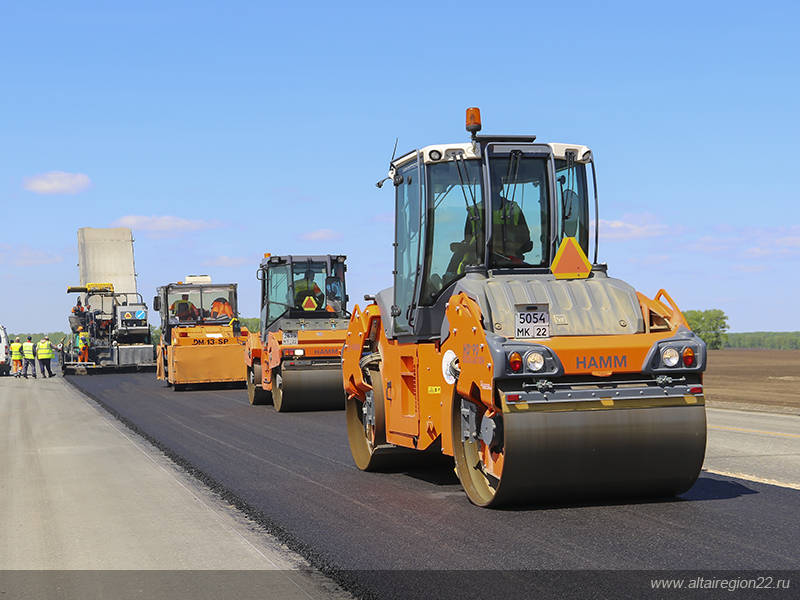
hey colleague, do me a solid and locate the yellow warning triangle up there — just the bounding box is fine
[302,296,318,311]
[551,237,592,280]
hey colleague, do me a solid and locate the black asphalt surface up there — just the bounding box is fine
[68,373,800,600]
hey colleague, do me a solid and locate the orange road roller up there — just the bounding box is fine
[245,254,349,412]
[342,108,707,507]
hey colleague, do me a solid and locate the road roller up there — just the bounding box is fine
[342,108,707,507]
[245,254,349,411]
[154,276,249,390]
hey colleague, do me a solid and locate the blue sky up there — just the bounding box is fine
[2,1,799,335]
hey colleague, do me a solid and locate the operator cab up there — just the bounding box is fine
[154,281,240,343]
[257,254,348,336]
[386,107,597,338]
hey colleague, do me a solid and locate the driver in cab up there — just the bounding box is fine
[447,177,532,276]
[170,294,199,321]
[294,270,323,310]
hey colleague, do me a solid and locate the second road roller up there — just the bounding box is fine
[342,108,707,507]
[245,254,349,411]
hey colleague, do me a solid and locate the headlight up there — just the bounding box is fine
[526,352,545,372]
[662,347,680,367]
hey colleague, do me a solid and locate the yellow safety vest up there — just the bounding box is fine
[77,332,90,349]
[10,342,23,360]
[22,341,36,359]
[37,340,54,360]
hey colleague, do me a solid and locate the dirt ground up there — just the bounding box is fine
[703,348,800,412]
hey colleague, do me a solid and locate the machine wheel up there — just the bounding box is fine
[451,393,708,508]
[247,361,270,405]
[345,366,413,471]
[272,362,344,413]
[451,396,504,507]
[272,365,285,411]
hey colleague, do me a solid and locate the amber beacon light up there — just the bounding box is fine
[466,107,482,134]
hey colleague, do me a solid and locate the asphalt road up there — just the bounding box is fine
[67,373,800,599]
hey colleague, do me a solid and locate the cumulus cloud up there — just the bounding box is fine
[775,235,800,248]
[0,244,65,266]
[687,235,737,253]
[110,215,226,239]
[203,255,252,268]
[23,171,92,195]
[731,264,770,273]
[599,213,672,241]
[299,228,342,241]
[370,212,394,224]
[628,254,671,266]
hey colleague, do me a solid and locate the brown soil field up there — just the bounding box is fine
[703,348,800,412]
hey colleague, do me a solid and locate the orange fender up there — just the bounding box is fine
[441,292,495,411]
[342,303,383,399]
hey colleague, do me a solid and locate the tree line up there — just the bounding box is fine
[683,309,799,350]
[8,331,71,345]
[724,331,800,350]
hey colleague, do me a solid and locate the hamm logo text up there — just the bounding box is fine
[577,355,627,370]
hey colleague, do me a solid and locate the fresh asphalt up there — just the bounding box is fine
[49,372,800,599]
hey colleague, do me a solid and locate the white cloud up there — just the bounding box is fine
[370,212,394,224]
[0,244,65,266]
[599,213,672,241]
[628,254,671,265]
[775,235,800,248]
[110,215,226,239]
[731,264,770,273]
[23,171,92,195]
[299,228,342,241]
[740,246,795,259]
[203,255,252,268]
[687,235,741,253]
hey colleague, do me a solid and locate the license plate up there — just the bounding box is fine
[282,331,298,345]
[514,307,549,339]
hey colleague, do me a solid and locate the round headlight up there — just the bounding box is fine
[429,149,442,161]
[526,352,545,372]
[662,347,680,367]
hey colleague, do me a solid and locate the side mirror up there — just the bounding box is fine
[153,296,161,312]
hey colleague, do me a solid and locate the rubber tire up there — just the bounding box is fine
[345,366,414,471]
[451,396,499,507]
[272,365,285,412]
[247,362,271,405]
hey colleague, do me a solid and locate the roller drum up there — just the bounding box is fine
[455,402,707,508]
[273,362,345,412]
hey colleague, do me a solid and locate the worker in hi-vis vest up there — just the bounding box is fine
[10,337,23,378]
[76,327,90,363]
[21,335,37,379]
[37,336,55,378]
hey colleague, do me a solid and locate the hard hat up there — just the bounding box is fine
[77,326,84,331]
[44,336,49,340]
[15,337,20,341]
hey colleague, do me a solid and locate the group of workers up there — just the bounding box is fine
[9,335,56,379]
[170,294,234,321]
